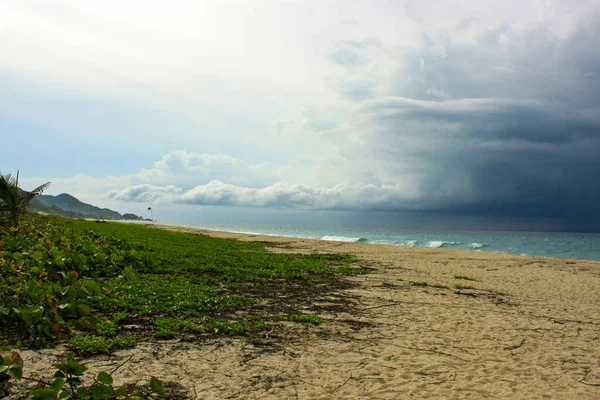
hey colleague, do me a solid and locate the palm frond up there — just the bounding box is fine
[0,171,51,229]
[19,182,50,205]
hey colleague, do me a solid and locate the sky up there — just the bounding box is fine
[1,0,599,231]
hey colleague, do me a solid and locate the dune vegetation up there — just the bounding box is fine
[0,172,367,398]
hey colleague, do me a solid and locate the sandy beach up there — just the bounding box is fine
[20,226,600,399]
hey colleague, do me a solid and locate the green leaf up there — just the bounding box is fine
[76,387,90,399]
[75,304,91,318]
[61,286,77,298]
[50,377,65,391]
[0,365,8,373]
[7,364,23,380]
[29,388,59,399]
[55,359,86,376]
[73,254,87,268]
[83,280,102,296]
[91,383,113,399]
[20,305,44,324]
[150,377,166,397]
[122,266,136,280]
[27,279,39,297]
[97,371,113,385]
[65,377,82,387]
[32,251,44,261]
[73,316,99,331]
[59,389,73,399]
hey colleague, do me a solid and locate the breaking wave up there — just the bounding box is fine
[321,235,369,243]
[426,241,460,248]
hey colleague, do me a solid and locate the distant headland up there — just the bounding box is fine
[31,193,150,221]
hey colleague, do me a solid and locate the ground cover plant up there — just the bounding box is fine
[1,352,168,399]
[454,275,479,282]
[278,314,325,324]
[1,214,369,397]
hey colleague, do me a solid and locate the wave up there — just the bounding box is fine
[471,242,486,249]
[426,241,460,248]
[231,230,263,235]
[321,235,369,243]
[370,239,399,245]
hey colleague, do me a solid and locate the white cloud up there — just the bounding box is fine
[137,151,282,188]
[108,180,419,211]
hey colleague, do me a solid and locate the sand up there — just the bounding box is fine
[17,226,600,399]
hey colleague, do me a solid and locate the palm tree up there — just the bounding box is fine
[0,171,50,229]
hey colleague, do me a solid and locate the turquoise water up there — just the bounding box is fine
[172,222,600,261]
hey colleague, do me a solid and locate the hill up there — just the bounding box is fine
[31,193,148,221]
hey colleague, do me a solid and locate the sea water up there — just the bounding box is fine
[172,222,600,261]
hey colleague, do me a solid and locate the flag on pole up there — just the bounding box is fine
[148,207,155,224]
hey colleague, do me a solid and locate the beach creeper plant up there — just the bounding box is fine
[1,352,166,399]
[0,217,146,348]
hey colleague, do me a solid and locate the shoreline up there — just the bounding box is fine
[156,223,599,263]
[18,223,600,399]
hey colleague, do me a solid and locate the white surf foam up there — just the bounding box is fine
[426,241,460,248]
[321,235,366,243]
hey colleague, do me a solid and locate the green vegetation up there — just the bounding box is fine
[0,210,368,397]
[409,281,429,287]
[454,275,479,282]
[0,216,148,349]
[430,284,450,289]
[279,314,325,324]
[1,353,167,399]
[69,334,136,355]
[0,214,366,349]
[455,284,475,290]
[154,316,269,338]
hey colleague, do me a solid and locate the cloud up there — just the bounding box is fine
[137,151,281,188]
[328,48,368,67]
[108,180,418,211]
[107,184,181,203]
[315,6,600,225]
[361,97,600,144]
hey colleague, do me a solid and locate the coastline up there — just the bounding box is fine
[154,222,600,261]
[161,225,600,398]
[20,224,600,399]
[158,223,598,262]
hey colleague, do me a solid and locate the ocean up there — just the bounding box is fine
[168,222,600,262]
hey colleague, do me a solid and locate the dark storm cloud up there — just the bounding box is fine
[349,17,600,229]
[362,97,600,145]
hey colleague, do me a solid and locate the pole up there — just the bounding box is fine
[151,209,155,224]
